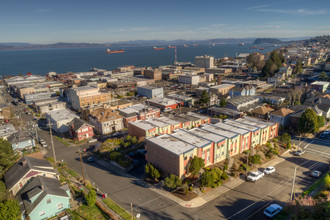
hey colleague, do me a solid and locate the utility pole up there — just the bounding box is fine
[131,203,133,220]
[48,120,56,162]
[290,166,297,202]
[79,150,86,184]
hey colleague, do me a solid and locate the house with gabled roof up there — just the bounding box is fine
[4,157,57,196]
[68,118,94,141]
[18,176,70,220]
[270,108,294,126]
[251,106,274,119]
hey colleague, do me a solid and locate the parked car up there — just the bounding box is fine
[310,170,322,178]
[246,171,264,182]
[88,139,97,143]
[320,130,330,138]
[263,204,282,218]
[39,139,46,145]
[264,166,276,174]
[295,150,305,156]
[87,157,95,162]
[41,143,47,148]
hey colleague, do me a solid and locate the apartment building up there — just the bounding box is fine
[144,69,162,81]
[195,55,214,68]
[137,86,164,98]
[88,108,124,135]
[118,104,161,127]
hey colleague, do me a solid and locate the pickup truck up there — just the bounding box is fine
[246,171,264,182]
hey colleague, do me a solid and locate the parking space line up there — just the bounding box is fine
[303,140,314,149]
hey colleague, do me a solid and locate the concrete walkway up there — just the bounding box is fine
[149,150,291,208]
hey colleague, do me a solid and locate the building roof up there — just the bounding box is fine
[210,84,235,90]
[270,108,294,117]
[311,81,329,86]
[242,116,277,127]
[148,97,179,106]
[289,105,310,112]
[187,128,226,143]
[118,104,159,117]
[46,109,78,122]
[251,106,274,115]
[0,123,17,138]
[4,157,55,190]
[227,96,259,106]
[213,122,249,135]
[147,118,170,128]
[68,118,93,132]
[147,134,195,155]
[223,119,259,132]
[153,117,180,126]
[186,112,210,121]
[129,120,157,130]
[201,124,238,139]
[170,129,211,148]
[89,108,123,122]
[235,117,268,129]
[208,106,242,117]
[7,131,33,144]
[19,176,69,215]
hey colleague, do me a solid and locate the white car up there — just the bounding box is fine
[264,204,282,218]
[310,170,322,178]
[246,171,264,182]
[264,166,276,174]
[88,139,97,143]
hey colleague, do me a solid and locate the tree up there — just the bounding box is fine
[320,71,328,81]
[246,52,265,71]
[298,108,319,133]
[164,174,182,189]
[200,90,210,105]
[325,174,330,190]
[294,59,303,75]
[85,189,96,207]
[280,133,291,145]
[189,156,205,176]
[317,115,325,129]
[261,51,285,77]
[0,199,21,220]
[0,138,18,179]
[220,98,227,108]
[144,163,160,181]
[0,181,8,203]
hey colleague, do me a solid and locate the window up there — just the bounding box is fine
[46,198,51,204]
[40,211,45,216]
[57,203,63,210]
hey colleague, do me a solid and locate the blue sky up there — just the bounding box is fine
[1,0,329,43]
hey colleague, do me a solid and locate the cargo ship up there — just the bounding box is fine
[239,43,244,46]
[168,45,176,48]
[193,44,198,46]
[106,48,124,54]
[183,45,189,47]
[153,46,164,50]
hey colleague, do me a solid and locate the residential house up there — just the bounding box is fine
[251,106,274,119]
[4,157,57,196]
[88,108,124,135]
[7,131,36,151]
[18,176,70,220]
[270,108,294,126]
[311,81,329,93]
[68,118,94,141]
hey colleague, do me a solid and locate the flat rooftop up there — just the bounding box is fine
[243,116,276,127]
[235,118,268,129]
[153,117,180,126]
[129,120,157,130]
[213,122,249,135]
[187,112,210,120]
[147,134,195,155]
[46,109,78,122]
[0,124,17,137]
[170,129,211,148]
[119,104,151,115]
[187,128,226,143]
[210,84,234,89]
[224,119,259,132]
[147,118,170,128]
[201,124,237,139]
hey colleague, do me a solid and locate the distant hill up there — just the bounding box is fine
[253,38,282,44]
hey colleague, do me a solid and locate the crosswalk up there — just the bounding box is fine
[292,137,330,159]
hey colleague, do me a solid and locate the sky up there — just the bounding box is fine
[1,0,330,43]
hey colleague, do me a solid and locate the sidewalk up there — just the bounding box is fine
[149,150,291,208]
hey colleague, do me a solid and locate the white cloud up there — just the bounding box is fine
[256,8,327,15]
[247,4,273,10]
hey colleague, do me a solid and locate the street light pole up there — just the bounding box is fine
[48,120,56,162]
[290,166,297,202]
[78,150,86,184]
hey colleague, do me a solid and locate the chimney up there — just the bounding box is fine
[218,75,222,85]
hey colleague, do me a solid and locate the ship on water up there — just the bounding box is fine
[168,45,176,48]
[183,45,189,47]
[106,48,124,54]
[239,43,244,46]
[193,44,198,46]
[153,46,164,50]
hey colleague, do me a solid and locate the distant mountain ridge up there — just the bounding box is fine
[253,38,282,44]
[0,36,311,50]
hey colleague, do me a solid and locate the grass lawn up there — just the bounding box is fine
[65,168,79,178]
[103,198,136,220]
[70,204,110,220]
[55,136,71,146]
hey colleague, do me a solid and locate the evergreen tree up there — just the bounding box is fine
[200,91,210,105]
[0,199,21,220]
[294,59,303,75]
[189,156,205,176]
[164,174,182,189]
[85,189,96,207]
[261,51,285,77]
[298,108,319,133]
[0,138,18,178]
[220,98,227,107]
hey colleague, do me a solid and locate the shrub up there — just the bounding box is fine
[325,174,330,190]
[189,156,205,176]
[109,151,122,161]
[164,174,182,190]
[182,183,189,195]
[242,164,250,172]
[221,172,229,180]
[85,189,96,207]
[223,164,228,171]
[189,186,193,191]
[272,138,278,143]
[145,163,160,181]
[266,142,271,148]
[249,155,262,165]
